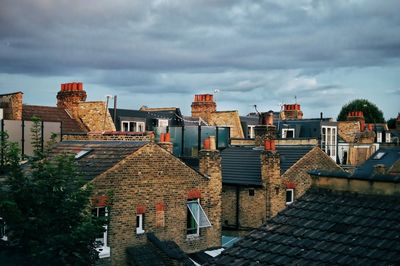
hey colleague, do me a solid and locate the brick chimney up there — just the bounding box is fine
[261,139,285,218]
[191,94,216,122]
[281,104,303,120]
[198,136,222,243]
[347,111,365,131]
[158,132,173,153]
[0,92,23,120]
[254,111,276,146]
[57,82,87,118]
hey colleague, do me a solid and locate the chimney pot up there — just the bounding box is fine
[209,136,216,150]
[264,139,271,150]
[203,138,211,150]
[160,133,165,142]
[164,132,170,142]
[77,82,83,91]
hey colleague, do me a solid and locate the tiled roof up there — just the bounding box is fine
[22,105,86,134]
[50,141,147,180]
[208,188,400,265]
[126,233,194,266]
[221,145,314,186]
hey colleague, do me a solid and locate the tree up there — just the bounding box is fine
[387,117,397,129]
[0,118,105,265]
[337,99,385,123]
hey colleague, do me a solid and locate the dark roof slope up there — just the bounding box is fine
[208,188,400,265]
[221,145,314,186]
[126,233,194,266]
[353,146,400,180]
[22,105,86,134]
[50,141,147,180]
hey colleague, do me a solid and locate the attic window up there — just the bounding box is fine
[373,152,386,160]
[75,149,92,159]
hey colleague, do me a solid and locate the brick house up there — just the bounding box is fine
[208,147,400,265]
[220,142,344,230]
[50,140,222,265]
[191,94,244,138]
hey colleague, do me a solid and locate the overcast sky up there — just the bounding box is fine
[0,0,399,119]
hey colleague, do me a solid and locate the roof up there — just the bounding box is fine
[221,145,314,186]
[50,141,147,180]
[22,105,86,134]
[352,146,400,180]
[209,111,244,138]
[274,119,330,138]
[126,233,194,266]
[310,146,400,183]
[208,188,400,265]
[182,116,208,126]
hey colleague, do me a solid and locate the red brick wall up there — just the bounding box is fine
[91,143,221,265]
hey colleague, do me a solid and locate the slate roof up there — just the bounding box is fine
[221,145,314,186]
[126,233,194,266]
[22,105,86,134]
[310,146,400,183]
[274,118,332,139]
[208,188,400,265]
[50,141,147,180]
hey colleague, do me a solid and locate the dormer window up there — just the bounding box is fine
[282,128,295,138]
[286,189,294,205]
[158,119,169,127]
[121,121,145,132]
[377,132,382,143]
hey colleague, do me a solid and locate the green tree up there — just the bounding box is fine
[337,99,385,123]
[0,118,105,265]
[387,117,397,129]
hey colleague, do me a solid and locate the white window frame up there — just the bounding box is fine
[136,214,145,235]
[385,132,391,143]
[158,119,169,127]
[286,189,294,205]
[93,207,110,258]
[247,125,255,139]
[0,217,7,241]
[377,132,382,143]
[121,121,145,132]
[282,128,295,138]
[321,126,337,161]
[186,199,211,237]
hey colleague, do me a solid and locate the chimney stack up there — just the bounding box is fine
[281,104,303,120]
[158,132,173,153]
[255,111,276,146]
[0,92,23,120]
[57,82,87,118]
[191,93,217,123]
[347,111,365,131]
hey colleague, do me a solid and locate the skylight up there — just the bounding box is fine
[75,149,92,159]
[373,152,386,160]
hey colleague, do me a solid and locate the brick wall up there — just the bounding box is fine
[222,185,267,229]
[91,143,221,265]
[0,92,23,120]
[281,147,343,199]
[208,111,244,139]
[63,132,153,142]
[56,83,87,118]
[338,121,360,143]
[77,102,116,132]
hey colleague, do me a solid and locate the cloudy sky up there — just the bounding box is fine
[0,0,399,119]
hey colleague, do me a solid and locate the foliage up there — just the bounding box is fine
[387,118,397,129]
[0,118,105,266]
[337,99,385,123]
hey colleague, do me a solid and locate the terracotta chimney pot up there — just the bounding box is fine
[203,138,210,150]
[164,132,170,142]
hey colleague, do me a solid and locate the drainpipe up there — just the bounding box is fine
[236,186,240,229]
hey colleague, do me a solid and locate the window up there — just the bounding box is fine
[282,128,295,138]
[186,199,211,236]
[321,126,337,160]
[75,149,92,159]
[249,189,255,196]
[247,125,255,138]
[377,132,382,143]
[121,121,145,132]
[373,152,386,160]
[286,189,294,205]
[386,132,391,143]
[0,217,7,241]
[158,119,169,127]
[92,207,110,258]
[136,214,145,234]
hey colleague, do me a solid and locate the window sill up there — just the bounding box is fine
[186,234,200,241]
[97,246,110,258]
[136,229,145,235]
